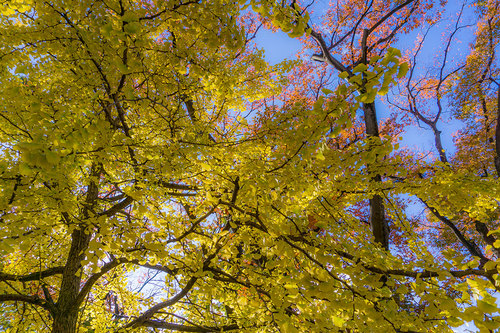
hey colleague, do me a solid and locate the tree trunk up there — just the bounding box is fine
[363,102,389,250]
[494,86,500,177]
[430,124,448,163]
[52,308,80,333]
[370,193,388,249]
[52,228,91,333]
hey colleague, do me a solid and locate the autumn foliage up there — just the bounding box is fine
[0,0,500,332]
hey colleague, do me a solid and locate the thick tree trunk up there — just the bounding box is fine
[52,228,91,333]
[52,308,80,333]
[52,164,99,332]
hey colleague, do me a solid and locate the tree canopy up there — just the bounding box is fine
[0,0,499,332]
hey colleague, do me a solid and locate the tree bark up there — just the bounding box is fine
[430,123,448,163]
[362,102,379,137]
[363,102,389,250]
[494,86,500,176]
[52,228,91,333]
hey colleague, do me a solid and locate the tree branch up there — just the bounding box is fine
[0,293,52,312]
[340,248,488,279]
[168,205,218,244]
[124,276,198,329]
[76,259,123,307]
[100,195,134,217]
[139,320,239,332]
[0,267,64,282]
[367,0,414,35]
[475,220,500,258]
[309,30,352,76]
[421,200,488,263]
[156,181,198,192]
[286,235,492,280]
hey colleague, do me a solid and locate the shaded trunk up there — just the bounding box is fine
[52,308,80,333]
[52,228,91,333]
[495,86,500,176]
[363,102,389,250]
[362,102,379,137]
[370,193,388,249]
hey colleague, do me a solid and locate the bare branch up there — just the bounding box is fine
[168,205,218,243]
[286,235,492,280]
[367,0,414,35]
[157,181,198,192]
[340,250,488,279]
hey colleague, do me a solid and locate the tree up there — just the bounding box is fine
[0,0,284,331]
[1,0,500,332]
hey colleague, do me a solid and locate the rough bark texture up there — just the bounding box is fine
[51,228,91,333]
[52,165,98,332]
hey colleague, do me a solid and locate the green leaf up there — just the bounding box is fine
[124,22,141,34]
[338,71,349,79]
[477,299,497,313]
[397,62,409,79]
[353,63,368,73]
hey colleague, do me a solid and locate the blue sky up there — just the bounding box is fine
[253,0,479,160]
